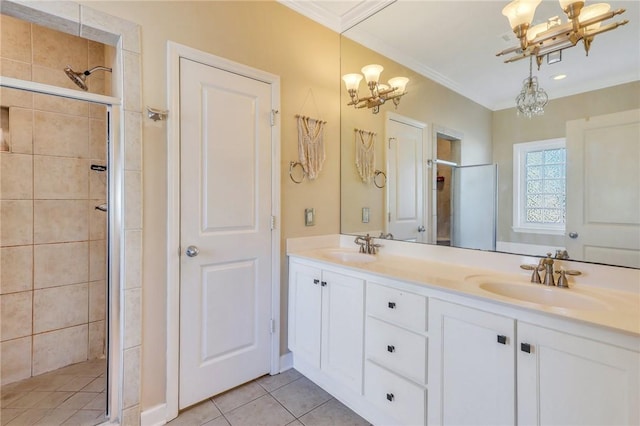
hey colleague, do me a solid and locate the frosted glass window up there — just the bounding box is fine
[513,139,566,234]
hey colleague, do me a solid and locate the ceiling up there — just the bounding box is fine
[280,0,640,111]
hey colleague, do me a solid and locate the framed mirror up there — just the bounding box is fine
[340,1,640,268]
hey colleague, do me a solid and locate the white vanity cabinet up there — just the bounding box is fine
[517,322,639,426]
[364,282,428,426]
[429,299,640,426]
[288,259,365,395]
[428,299,516,426]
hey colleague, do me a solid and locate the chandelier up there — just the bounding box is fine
[342,64,409,114]
[516,56,548,118]
[497,0,628,67]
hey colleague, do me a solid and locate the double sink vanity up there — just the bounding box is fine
[287,235,640,426]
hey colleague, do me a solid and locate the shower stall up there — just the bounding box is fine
[0,13,113,424]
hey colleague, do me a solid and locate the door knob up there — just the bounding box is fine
[418,225,426,232]
[568,232,579,239]
[185,246,199,257]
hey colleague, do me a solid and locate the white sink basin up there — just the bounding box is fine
[325,250,377,263]
[478,281,609,311]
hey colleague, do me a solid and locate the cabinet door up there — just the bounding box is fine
[518,322,640,426]
[429,299,515,426]
[321,270,365,394]
[288,262,322,368]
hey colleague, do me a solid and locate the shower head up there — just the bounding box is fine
[64,65,112,91]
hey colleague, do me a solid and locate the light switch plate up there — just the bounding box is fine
[305,208,315,226]
[362,207,370,223]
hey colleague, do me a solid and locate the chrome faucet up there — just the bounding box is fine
[354,234,381,254]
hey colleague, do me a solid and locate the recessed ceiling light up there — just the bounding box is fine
[552,74,567,80]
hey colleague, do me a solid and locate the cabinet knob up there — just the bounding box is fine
[321,281,327,287]
[387,345,396,353]
[386,393,395,402]
[313,279,319,285]
[497,335,507,345]
[388,302,396,309]
[521,342,532,353]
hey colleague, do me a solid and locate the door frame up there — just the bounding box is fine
[166,41,281,419]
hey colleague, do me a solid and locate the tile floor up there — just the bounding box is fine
[0,358,106,426]
[169,369,371,426]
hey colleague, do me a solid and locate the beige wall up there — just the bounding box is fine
[340,37,493,236]
[79,0,340,410]
[493,81,640,247]
[0,15,110,384]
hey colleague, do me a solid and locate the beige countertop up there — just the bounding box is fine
[289,247,640,337]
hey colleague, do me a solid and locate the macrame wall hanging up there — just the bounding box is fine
[296,115,326,180]
[355,128,376,183]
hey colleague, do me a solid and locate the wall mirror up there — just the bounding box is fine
[340,1,640,268]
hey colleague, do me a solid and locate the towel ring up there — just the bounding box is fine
[374,170,387,189]
[289,161,306,184]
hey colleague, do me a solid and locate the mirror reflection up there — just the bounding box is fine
[340,1,640,268]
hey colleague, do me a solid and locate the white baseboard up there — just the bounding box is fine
[141,403,167,426]
[279,352,293,372]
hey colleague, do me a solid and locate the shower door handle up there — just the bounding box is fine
[185,246,199,257]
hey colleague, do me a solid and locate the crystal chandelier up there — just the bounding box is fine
[516,56,548,118]
[497,0,628,68]
[342,64,409,114]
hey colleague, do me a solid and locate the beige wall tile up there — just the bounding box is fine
[33,111,89,158]
[121,405,141,426]
[89,280,106,322]
[33,93,89,117]
[123,346,141,408]
[34,242,89,289]
[1,59,32,80]
[122,51,141,112]
[90,200,107,240]
[5,2,81,37]
[32,325,88,376]
[32,24,87,71]
[34,156,89,199]
[1,88,33,110]
[1,336,32,385]
[88,320,105,359]
[0,15,32,63]
[124,230,142,289]
[89,104,107,120]
[89,239,107,281]
[0,200,33,246]
[89,118,107,162]
[124,171,142,230]
[0,291,32,341]
[33,283,88,333]
[0,245,32,294]
[89,169,107,200]
[87,40,105,70]
[33,200,88,244]
[8,107,33,155]
[124,288,141,349]
[0,153,33,199]
[124,112,141,171]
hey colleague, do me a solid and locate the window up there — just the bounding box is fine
[513,138,566,234]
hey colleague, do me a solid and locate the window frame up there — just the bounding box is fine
[512,138,566,235]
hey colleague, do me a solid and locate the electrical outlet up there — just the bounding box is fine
[362,207,370,223]
[305,208,315,226]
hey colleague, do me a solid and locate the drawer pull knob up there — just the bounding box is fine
[521,342,532,353]
[386,393,394,402]
[388,302,396,309]
[387,345,396,353]
[497,335,507,345]
[321,281,327,287]
[313,279,319,285]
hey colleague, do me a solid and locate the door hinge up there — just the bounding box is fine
[270,319,276,334]
[270,215,276,230]
[270,109,279,126]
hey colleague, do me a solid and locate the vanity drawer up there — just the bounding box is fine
[365,360,426,426]
[367,282,427,332]
[366,317,427,384]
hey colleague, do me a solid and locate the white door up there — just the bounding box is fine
[179,57,273,408]
[566,109,640,268]
[386,115,427,242]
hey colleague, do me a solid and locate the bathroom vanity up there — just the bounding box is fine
[287,236,640,426]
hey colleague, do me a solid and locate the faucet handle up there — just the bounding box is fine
[554,269,581,288]
[520,263,543,283]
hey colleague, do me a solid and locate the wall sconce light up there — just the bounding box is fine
[497,0,628,68]
[342,64,409,114]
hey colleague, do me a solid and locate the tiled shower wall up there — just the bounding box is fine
[0,14,113,385]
